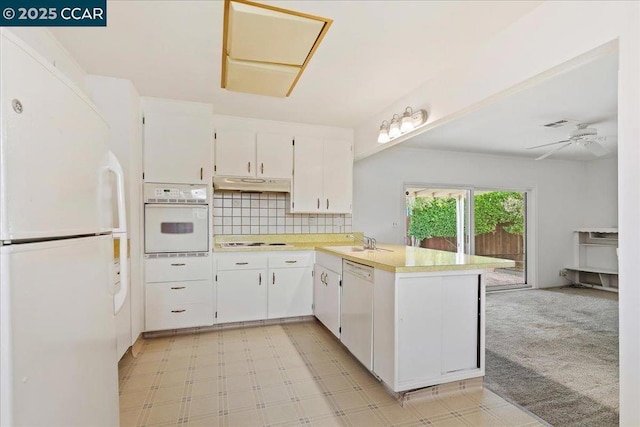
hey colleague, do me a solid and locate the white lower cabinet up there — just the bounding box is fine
[144,256,214,332]
[373,269,483,392]
[313,252,342,338]
[268,267,313,319]
[217,269,268,323]
[215,251,314,324]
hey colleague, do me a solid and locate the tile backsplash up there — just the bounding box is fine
[213,192,352,235]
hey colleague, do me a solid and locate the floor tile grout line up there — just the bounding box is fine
[118,320,544,427]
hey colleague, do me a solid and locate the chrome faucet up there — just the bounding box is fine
[358,235,377,250]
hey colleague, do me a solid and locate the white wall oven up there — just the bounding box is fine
[144,184,209,256]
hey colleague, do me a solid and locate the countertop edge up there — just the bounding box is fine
[315,246,516,273]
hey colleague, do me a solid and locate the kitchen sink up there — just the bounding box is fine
[347,247,393,253]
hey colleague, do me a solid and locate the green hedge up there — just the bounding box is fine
[408,192,524,242]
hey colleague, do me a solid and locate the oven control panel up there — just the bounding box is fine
[155,188,181,198]
[144,183,208,204]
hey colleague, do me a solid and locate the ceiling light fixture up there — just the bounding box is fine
[400,107,414,133]
[389,114,402,138]
[221,0,333,98]
[377,121,390,143]
[377,106,428,144]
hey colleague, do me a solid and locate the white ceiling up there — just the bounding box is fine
[403,52,619,161]
[49,0,542,128]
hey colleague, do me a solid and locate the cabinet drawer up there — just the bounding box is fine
[268,252,314,268]
[145,256,212,283]
[146,280,212,306]
[216,253,268,270]
[145,302,213,331]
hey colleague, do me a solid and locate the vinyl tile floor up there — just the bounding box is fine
[119,320,544,426]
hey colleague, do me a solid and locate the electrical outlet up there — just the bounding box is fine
[392,221,399,229]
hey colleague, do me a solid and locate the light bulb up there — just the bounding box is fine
[377,121,390,143]
[400,107,414,133]
[389,114,401,138]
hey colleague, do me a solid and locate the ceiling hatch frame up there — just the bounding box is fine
[221,0,333,98]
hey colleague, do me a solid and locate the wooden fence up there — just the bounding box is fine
[419,223,524,271]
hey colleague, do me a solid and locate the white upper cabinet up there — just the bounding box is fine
[142,98,213,184]
[292,136,324,212]
[214,130,255,177]
[214,131,293,179]
[323,139,353,214]
[257,133,293,179]
[292,137,353,213]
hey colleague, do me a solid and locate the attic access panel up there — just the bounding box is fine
[221,0,332,97]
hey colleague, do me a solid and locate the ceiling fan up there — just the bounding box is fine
[527,123,609,160]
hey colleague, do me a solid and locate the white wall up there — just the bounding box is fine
[583,157,618,228]
[353,2,639,422]
[353,147,592,288]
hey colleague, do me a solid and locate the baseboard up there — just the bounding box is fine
[400,377,484,406]
[143,315,316,339]
[130,333,144,357]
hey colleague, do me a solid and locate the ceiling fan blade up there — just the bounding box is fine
[582,140,609,157]
[536,141,573,160]
[527,139,571,150]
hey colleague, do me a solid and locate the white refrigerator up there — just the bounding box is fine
[0,30,127,426]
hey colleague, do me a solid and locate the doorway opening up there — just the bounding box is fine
[405,186,528,290]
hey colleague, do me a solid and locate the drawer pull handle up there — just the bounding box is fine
[171,309,186,313]
[171,263,186,266]
[261,162,264,174]
[259,273,262,286]
[326,199,329,209]
[170,286,186,290]
[285,260,297,264]
[248,162,251,173]
[236,262,249,265]
[272,272,275,285]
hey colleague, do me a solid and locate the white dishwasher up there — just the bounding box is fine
[341,260,374,371]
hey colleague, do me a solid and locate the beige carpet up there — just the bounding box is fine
[484,286,619,426]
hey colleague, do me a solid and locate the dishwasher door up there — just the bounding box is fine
[341,260,374,370]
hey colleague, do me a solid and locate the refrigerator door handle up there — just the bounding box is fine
[108,152,127,234]
[109,152,129,315]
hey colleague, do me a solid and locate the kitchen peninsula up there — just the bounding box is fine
[315,244,514,393]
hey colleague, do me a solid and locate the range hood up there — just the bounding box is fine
[213,176,291,192]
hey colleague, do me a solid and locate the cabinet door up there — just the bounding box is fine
[216,269,267,323]
[143,99,212,184]
[396,276,443,383]
[257,133,293,179]
[313,265,341,338]
[441,275,479,374]
[292,136,324,212]
[214,130,256,177]
[268,267,313,319]
[323,139,353,213]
